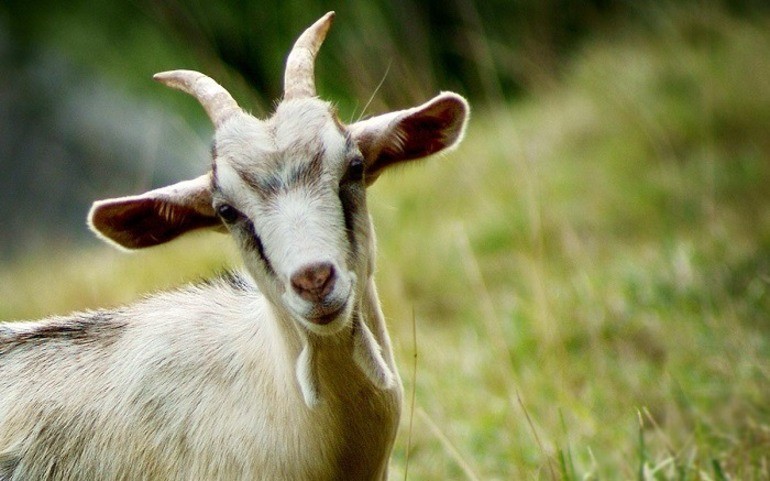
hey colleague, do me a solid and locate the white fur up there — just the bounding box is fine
[0,280,399,480]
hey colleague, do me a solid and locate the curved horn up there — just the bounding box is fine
[154,70,241,127]
[283,11,335,100]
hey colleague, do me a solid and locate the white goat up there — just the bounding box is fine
[0,12,468,481]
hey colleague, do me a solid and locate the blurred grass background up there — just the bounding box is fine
[2,0,770,479]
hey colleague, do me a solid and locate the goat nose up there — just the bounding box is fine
[290,262,337,302]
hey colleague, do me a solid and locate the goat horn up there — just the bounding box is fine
[153,70,241,127]
[283,11,335,101]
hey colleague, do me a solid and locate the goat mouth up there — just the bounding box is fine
[307,304,346,325]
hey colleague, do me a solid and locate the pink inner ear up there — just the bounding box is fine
[362,93,468,182]
[383,112,453,161]
[91,197,221,249]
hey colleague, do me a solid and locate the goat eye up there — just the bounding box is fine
[345,157,365,183]
[216,204,241,223]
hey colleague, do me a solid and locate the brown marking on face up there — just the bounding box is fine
[220,145,327,204]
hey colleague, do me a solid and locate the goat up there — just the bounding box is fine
[0,12,468,481]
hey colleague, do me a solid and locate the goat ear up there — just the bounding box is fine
[88,173,222,250]
[349,92,469,185]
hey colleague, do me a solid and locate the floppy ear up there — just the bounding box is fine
[88,173,222,250]
[349,92,469,185]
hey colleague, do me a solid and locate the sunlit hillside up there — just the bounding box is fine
[1,5,769,480]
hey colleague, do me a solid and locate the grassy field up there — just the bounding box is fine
[2,7,770,480]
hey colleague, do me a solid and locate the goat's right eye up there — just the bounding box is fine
[217,204,241,223]
[344,156,365,184]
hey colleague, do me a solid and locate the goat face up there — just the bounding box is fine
[88,12,468,336]
[209,100,368,334]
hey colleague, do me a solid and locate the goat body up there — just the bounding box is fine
[1,277,397,479]
[0,12,468,481]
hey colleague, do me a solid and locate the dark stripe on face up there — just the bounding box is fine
[230,149,326,200]
[286,149,325,188]
[233,168,281,199]
[243,219,275,276]
[211,170,220,192]
[339,183,362,251]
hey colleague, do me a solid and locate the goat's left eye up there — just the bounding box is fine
[217,204,241,223]
[344,157,365,183]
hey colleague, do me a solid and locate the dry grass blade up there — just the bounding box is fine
[353,60,392,123]
[515,391,557,481]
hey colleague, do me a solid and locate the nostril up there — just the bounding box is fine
[291,262,336,302]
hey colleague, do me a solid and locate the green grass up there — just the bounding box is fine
[2,6,770,480]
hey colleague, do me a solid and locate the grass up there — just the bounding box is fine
[2,5,770,480]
